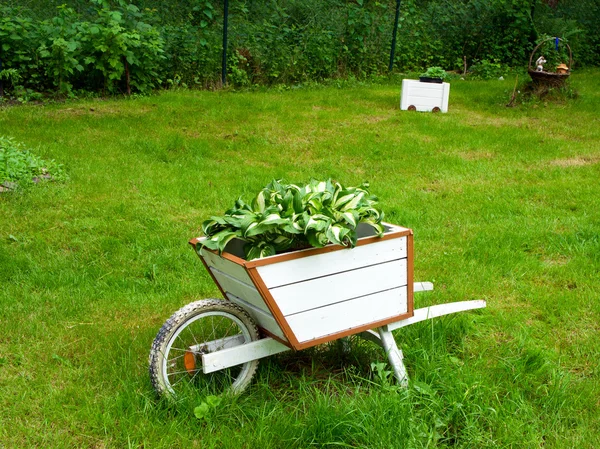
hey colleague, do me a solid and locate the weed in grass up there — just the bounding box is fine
[0,136,66,190]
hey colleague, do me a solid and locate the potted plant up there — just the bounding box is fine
[419,67,447,84]
[191,178,414,350]
[199,178,386,260]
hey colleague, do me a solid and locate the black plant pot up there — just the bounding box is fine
[419,76,443,84]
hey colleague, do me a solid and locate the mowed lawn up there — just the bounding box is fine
[1,71,599,448]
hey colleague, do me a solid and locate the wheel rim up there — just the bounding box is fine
[160,311,253,397]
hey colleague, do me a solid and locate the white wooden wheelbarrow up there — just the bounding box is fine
[149,223,486,398]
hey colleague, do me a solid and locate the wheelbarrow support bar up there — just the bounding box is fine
[201,282,486,382]
[362,299,486,385]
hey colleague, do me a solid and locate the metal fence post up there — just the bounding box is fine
[389,0,401,72]
[222,0,229,86]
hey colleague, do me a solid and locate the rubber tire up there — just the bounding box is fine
[149,299,259,399]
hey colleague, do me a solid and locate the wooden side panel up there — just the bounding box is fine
[209,268,270,314]
[200,249,252,284]
[194,227,414,350]
[226,293,287,341]
[256,237,407,289]
[271,259,408,316]
[286,287,408,344]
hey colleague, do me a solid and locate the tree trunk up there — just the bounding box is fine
[124,57,131,96]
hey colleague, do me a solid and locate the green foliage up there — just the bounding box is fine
[420,66,447,80]
[0,136,65,186]
[535,0,600,67]
[0,2,165,97]
[0,0,599,96]
[0,7,47,92]
[0,68,21,84]
[469,59,507,80]
[370,361,399,391]
[200,179,385,260]
[79,1,165,94]
[161,22,220,88]
[38,5,83,95]
[193,395,223,421]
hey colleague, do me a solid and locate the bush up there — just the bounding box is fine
[469,59,508,80]
[0,0,598,97]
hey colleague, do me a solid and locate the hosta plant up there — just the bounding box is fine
[200,179,385,261]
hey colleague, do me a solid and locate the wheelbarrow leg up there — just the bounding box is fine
[377,325,409,387]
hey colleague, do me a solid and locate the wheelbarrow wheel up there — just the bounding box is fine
[149,299,259,399]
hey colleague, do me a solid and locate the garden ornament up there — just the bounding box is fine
[536,56,547,72]
[556,63,569,74]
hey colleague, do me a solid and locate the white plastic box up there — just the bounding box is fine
[400,79,450,113]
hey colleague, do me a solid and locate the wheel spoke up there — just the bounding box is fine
[168,368,200,378]
[166,353,185,363]
[168,346,191,353]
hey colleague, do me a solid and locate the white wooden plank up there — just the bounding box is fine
[287,287,408,343]
[272,259,407,316]
[202,337,290,374]
[226,293,287,341]
[257,236,407,289]
[210,268,270,313]
[414,281,434,293]
[200,249,252,284]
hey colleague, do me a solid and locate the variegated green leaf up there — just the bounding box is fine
[341,191,364,211]
[339,210,358,228]
[334,193,355,209]
[199,178,385,260]
[252,190,266,213]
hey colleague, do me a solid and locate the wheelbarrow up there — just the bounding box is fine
[149,223,486,398]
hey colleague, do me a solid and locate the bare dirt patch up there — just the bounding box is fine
[362,115,390,124]
[541,254,570,266]
[549,156,600,167]
[458,150,495,161]
[49,105,153,118]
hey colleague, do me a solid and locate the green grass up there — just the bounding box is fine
[1,70,599,448]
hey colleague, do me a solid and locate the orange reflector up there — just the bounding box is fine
[184,351,196,374]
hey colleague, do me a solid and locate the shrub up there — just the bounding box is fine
[469,59,507,80]
[0,0,598,96]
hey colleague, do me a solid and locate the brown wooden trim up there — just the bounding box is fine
[407,230,414,317]
[192,224,416,351]
[291,311,414,351]
[192,224,411,269]
[259,327,293,348]
[216,249,248,266]
[245,266,301,349]
[191,236,249,266]
[245,226,412,269]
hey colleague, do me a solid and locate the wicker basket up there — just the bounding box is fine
[528,37,573,87]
